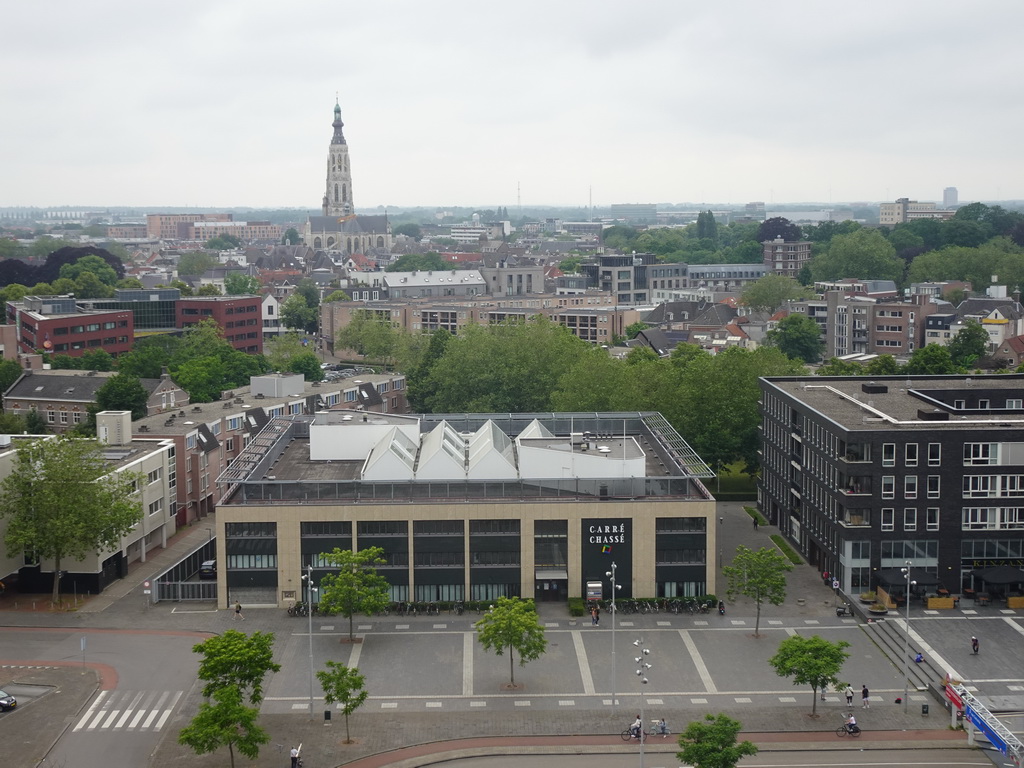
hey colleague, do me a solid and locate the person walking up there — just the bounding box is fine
[861,684,870,708]
[290,745,300,767]
[753,517,759,531]
[591,605,600,626]
[971,636,979,654]
[845,684,854,707]
[233,601,245,621]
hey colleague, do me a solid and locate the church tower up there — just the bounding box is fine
[322,100,354,217]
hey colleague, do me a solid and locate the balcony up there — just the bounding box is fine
[839,510,871,527]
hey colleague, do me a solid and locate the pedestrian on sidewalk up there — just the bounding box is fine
[845,684,854,707]
[234,601,245,621]
[591,605,600,626]
[861,684,870,708]
[752,517,759,531]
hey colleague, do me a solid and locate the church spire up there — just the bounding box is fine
[324,99,353,216]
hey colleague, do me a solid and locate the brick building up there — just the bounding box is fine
[6,295,133,358]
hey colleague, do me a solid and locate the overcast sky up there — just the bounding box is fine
[3,1,1023,211]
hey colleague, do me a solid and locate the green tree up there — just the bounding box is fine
[323,290,351,303]
[196,283,223,296]
[205,234,241,250]
[723,545,792,637]
[810,229,903,283]
[224,273,261,295]
[59,254,119,286]
[317,548,391,641]
[116,277,145,291]
[173,356,228,403]
[193,629,281,705]
[756,217,802,242]
[765,314,824,363]
[282,227,300,245]
[558,255,584,273]
[677,713,758,768]
[117,335,183,379]
[903,343,959,375]
[625,321,650,339]
[288,351,323,382]
[24,409,48,434]
[696,210,719,244]
[295,278,320,309]
[385,252,450,273]
[0,436,142,604]
[79,348,115,372]
[74,270,113,298]
[864,354,901,376]
[177,684,269,768]
[177,251,218,276]
[421,317,591,413]
[0,413,26,434]
[0,359,24,394]
[170,279,194,296]
[335,310,400,368]
[317,661,368,744]
[264,333,321,377]
[768,634,851,715]
[280,294,318,333]
[392,223,422,240]
[96,373,150,420]
[815,357,866,376]
[740,274,812,313]
[405,328,453,412]
[947,319,989,368]
[474,596,547,688]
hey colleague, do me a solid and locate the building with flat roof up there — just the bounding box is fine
[879,198,955,226]
[6,295,133,358]
[213,411,716,608]
[759,374,1024,598]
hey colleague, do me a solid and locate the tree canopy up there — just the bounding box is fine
[765,313,824,363]
[386,252,450,272]
[96,373,150,420]
[224,273,261,295]
[178,684,269,768]
[810,228,903,283]
[740,274,812,313]
[193,629,281,705]
[723,545,792,637]
[0,436,142,603]
[317,661,368,743]
[317,547,391,641]
[757,217,803,242]
[475,596,547,687]
[768,634,851,715]
[177,251,219,276]
[677,713,758,768]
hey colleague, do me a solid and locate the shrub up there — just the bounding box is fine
[769,534,802,564]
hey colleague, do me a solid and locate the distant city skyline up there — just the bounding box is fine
[2,1,1023,209]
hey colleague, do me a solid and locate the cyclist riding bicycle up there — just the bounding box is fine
[630,714,642,739]
[846,713,858,733]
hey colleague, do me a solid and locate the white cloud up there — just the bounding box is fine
[2,0,1023,208]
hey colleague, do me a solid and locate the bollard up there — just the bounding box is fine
[922,704,929,716]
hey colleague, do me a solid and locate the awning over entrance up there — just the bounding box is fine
[971,565,1024,585]
[875,568,941,589]
[535,568,568,580]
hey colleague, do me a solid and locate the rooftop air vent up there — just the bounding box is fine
[918,409,950,421]
[861,382,888,395]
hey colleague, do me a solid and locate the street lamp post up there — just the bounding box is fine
[901,561,916,713]
[633,639,651,768]
[301,564,316,718]
[605,562,621,712]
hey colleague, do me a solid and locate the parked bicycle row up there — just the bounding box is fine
[590,596,721,616]
[285,599,497,618]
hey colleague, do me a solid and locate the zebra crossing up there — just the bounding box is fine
[72,689,183,733]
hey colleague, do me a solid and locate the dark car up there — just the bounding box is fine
[199,560,217,580]
[0,690,16,711]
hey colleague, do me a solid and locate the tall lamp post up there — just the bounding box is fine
[633,639,651,768]
[301,564,316,718]
[900,561,916,713]
[605,562,621,712]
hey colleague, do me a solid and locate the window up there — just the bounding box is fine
[46,410,55,423]
[147,468,162,484]
[882,443,896,467]
[926,507,940,531]
[905,443,918,467]
[1008,399,1023,409]
[904,507,917,531]
[289,403,302,415]
[60,412,68,424]
[927,475,940,498]
[964,443,997,465]
[186,434,197,450]
[928,443,941,466]
[225,438,234,452]
[881,476,895,499]
[228,416,242,430]
[148,498,163,515]
[904,475,917,499]
[226,554,279,569]
[881,508,895,531]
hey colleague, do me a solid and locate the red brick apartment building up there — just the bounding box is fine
[6,296,133,358]
[177,296,263,354]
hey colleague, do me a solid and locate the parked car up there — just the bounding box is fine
[0,690,16,711]
[199,560,217,580]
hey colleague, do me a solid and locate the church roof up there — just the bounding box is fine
[307,215,389,235]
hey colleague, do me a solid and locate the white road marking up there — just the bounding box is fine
[679,630,716,693]
[463,632,474,697]
[73,691,108,732]
[572,630,596,696]
[348,636,362,669]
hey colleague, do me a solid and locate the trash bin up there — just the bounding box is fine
[324,710,332,722]
[921,704,929,716]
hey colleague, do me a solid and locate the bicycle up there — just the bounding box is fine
[836,723,861,737]
[620,728,647,742]
[647,721,670,738]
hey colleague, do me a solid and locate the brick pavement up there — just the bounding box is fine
[1,502,975,767]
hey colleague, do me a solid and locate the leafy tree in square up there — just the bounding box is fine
[193,629,280,705]
[178,684,269,768]
[475,596,547,688]
[765,313,824,363]
[317,547,391,641]
[677,713,757,768]
[317,661,368,743]
[769,634,850,715]
[723,545,792,637]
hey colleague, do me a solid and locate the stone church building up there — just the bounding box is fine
[305,101,392,255]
